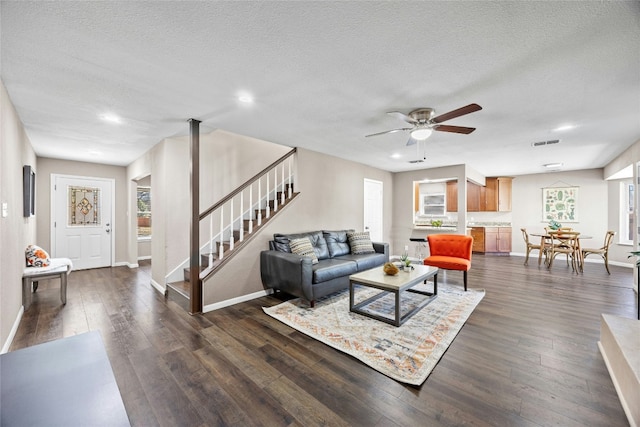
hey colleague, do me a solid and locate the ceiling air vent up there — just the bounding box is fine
[532,139,561,147]
[408,159,424,164]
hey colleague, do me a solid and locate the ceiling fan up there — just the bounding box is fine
[366,103,482,145]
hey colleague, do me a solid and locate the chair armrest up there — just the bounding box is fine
[260,250,314,301]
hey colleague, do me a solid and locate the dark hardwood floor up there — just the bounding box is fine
[11,256,636,426]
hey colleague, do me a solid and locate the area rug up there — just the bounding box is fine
[263,283,484,385]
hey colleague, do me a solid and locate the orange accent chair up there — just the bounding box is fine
[423,234,473,291]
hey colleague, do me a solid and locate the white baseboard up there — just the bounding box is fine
[137,256,151,261]
[203,289,274,313]
[112,261,129,267]
[150,279,165,295]
[126,262,139,269]
[509,252,633,268]
[1,306,24,354]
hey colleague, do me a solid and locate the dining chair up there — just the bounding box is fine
[581,231,616,274]
[521,228,549,266]
[547,230,581,273]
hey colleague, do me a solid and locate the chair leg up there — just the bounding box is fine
[463,271,467,291]
[524,247,530,265]
[604,254,610,274]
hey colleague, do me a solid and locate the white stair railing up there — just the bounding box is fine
[197,148,297,276]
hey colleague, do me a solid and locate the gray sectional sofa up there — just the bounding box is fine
[260,229,389,307]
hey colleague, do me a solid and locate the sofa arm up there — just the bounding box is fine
[372,242,390,261]
[260,250,315,302]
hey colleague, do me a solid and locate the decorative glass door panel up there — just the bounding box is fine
[68,186,101,226]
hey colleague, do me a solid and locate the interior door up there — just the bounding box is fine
[52,175,114,270]
[364,179,383,242]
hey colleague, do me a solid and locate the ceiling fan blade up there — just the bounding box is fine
[433,124,476,134]
[365,128,412,138]
[387,111,418,124]
[406,136,417,146]
[432,103,482,124]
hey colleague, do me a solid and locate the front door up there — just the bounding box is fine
[364,178,383,242]
[51,175,114,270]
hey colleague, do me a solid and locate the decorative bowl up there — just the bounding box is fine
[383,262,399,276]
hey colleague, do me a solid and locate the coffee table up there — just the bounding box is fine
[349,264,439,327]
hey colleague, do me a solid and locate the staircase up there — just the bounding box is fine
[165,149,298,311]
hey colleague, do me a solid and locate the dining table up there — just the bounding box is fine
[530,231,592,272]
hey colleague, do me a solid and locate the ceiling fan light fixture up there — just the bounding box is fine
[410,128,432,140]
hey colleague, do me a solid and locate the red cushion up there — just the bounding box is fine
[424,255,471,271]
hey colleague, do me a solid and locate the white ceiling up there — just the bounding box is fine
[1,1,639,176]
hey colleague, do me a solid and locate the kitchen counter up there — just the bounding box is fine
[410,227,470,241]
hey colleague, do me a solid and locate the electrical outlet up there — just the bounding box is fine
[2,202,8,218]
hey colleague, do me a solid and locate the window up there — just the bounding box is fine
[620,181,633,244]
[421,193,446,217]
[137,186,151,238]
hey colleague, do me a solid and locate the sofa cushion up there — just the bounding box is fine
[323,229,354,258]
[336,252,387,271]
[273,231,330,260]
[312,259,357,283]
[289,237,319,264]
[346,231,375,255]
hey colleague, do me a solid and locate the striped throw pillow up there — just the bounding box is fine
[347,231,375,255]
[289,237,319,264]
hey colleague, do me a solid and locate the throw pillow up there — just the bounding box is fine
[347,231,375,255]
[25,244,51,267]
[289,237,319,264]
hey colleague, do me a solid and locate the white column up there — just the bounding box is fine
[219,205,224,260]
[266,173,270,218]
[258,179,262,226]
[209,215,214,266]
[229,200,234,250]
[239,191,244,242]
[281,163,285,205]
[249,184,254,233]
[288,157,292,198]
[273,167,278,212]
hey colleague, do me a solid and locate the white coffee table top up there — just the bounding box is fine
[349,264,438,291]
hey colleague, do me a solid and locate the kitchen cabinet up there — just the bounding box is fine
[446,177,512,212]
[470,227,485,252]
[485,177,512,212]
[483,227,512,253]
[446,181,457,212]
[467,182,482,212]
[471,227,511,254]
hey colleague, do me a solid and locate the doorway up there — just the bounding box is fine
[364,178,383,242]
[51,174,114,270]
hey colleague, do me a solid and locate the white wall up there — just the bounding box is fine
[0,80,37,351]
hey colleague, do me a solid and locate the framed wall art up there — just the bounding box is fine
[23,165,35,217]
[542,186,578,222]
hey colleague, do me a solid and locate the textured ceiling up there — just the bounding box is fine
[1,1,639,176]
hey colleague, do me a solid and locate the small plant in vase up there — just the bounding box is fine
[400,252,414,271]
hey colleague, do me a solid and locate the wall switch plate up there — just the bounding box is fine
[2,202,8,218]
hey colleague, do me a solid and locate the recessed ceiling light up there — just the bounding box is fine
[391,153,402,159]
[543,162,563,169]
[553,124,576,132]
[237,93,254,104]
[99,113,121,124]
